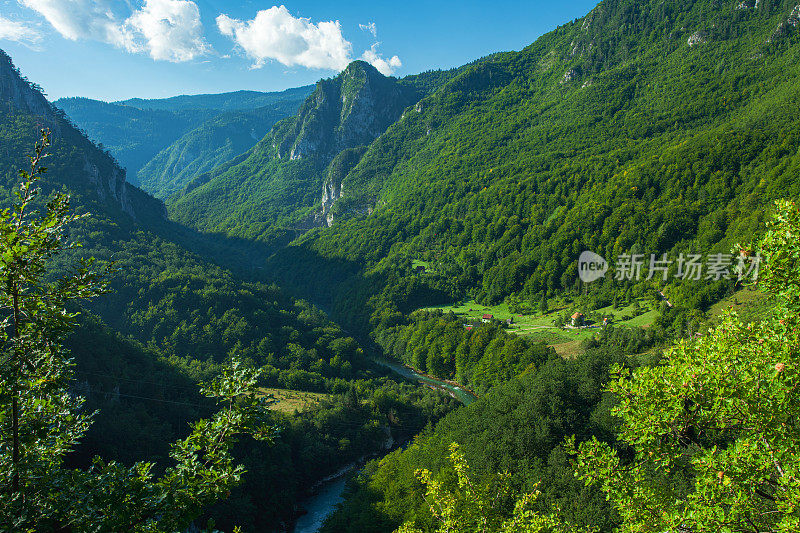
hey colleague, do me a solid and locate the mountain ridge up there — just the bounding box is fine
[1,49,164,224]
[167,60,430,243]
[114,85,314,112]
[54,86,312,190]
[246,0,800,337]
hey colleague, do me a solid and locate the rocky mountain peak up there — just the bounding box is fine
[0,49,58,128]
[275,60,415,164]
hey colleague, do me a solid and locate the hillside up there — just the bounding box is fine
[52,97,215,184]
[5,0,800,531]
[0,52,165,225]
[251,0,800,337]
[136,107,284,199]
[54,86,312,189]
[1,47,457,531]
[168,61,428,245]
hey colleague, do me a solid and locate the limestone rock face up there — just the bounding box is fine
[268,61,416,225]
[766,5,800,42]
[561,68,579,83]
[735,0,757,10]
[789,4,800,27]
[687,30,708,47]
[274,61,415,167]
[0,51,59,131]
[321,177,342,227]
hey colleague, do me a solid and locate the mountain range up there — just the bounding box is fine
[54,85,312,195]
[4,0,800,530]
[1,47,451,531]
[50,0,800,360]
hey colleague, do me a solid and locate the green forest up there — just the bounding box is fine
[2,0,800,531]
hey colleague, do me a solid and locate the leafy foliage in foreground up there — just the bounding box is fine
[0,133,274,531]
[396,444,589,533]
[321,339,644,533]
[575,200,800,532]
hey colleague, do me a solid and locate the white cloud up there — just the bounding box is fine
[18,0,208,62]
[19,0,135,48]
[217,6,352,70]
[126,0,208,61]
[0,16,42,46]
[359,21,377,38]
[361,43,401,76]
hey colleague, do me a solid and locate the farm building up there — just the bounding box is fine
[571,312,585,326]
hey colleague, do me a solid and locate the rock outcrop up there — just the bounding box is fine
[274,61,416,167]
[0,48,162,221]
[267,62,415,224]
[317,146,368,226]
[767,5,800,42]
[687,30,708,47]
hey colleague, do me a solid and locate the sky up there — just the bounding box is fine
[0,0,599,102]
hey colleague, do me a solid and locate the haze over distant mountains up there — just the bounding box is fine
[54,86,313,196]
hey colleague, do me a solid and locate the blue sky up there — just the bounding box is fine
[0,0,599,102]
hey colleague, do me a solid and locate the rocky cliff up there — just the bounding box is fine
[168,61,424,241]
[274,61,416,164]
[0,48,163,222]
[0,50,57,124]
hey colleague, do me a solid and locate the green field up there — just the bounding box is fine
[421,298,660,357]
[411,259,436,273]
[259,388,331,414]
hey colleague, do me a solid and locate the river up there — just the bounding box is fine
[373,359,478,406]
[290,359,476,532]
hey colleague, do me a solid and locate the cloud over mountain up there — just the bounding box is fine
[359,22,377,38]
[361,43,401,75]
[217,6,401,75]
[126,0,208,61]
[216,6,352,70]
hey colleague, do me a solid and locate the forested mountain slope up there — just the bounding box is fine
[306,1,800,529]
[0,52,165,225]
[257,0,800,334]
[168,61,428,244]
[52,97,215,184]
[136,107,283,199]
[1,48,455,531]
[322,342,639,533]
[54,85,312,189]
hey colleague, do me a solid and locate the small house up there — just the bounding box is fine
[571,312,585,327]
[602,317,610,326]
[482,314,494,323]
[505,318,514,325]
